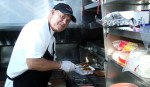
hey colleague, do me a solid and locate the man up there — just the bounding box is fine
[5,3,79,87]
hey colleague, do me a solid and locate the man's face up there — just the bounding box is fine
[50,10,71,32]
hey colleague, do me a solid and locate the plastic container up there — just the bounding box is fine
[140,21,150,51]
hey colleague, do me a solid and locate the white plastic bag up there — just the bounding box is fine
[122,50,147,73]
[135,54,150,78]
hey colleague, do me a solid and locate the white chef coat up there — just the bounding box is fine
[4,18,55,87]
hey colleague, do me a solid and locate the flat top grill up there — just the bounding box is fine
[66,71,106,87]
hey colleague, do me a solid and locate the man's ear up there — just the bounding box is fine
[51,9,56,15]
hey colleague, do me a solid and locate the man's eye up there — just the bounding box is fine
[66,19,71,23]
[61,15,65,19]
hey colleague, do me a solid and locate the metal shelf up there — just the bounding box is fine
[84,2,98,10]
[103,0,150,5]
[102,0,150,86]
[107,57,150,87]
[108,28,150,42]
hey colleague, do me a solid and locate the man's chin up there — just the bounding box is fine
[55,27,65,32]
[54,28,64,32]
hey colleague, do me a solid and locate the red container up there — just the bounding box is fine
[110,83,138,87]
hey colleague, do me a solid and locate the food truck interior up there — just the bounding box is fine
[1,0,150,87]
[0,0,106,87]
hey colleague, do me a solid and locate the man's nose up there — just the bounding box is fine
[62,19,68,25]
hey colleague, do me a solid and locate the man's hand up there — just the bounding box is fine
[60,61,76,72]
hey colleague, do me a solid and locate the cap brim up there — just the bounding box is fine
[60,10,76,23]
[71,15,76,23]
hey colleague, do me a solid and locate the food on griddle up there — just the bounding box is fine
[83,67,91,71]
[79,63,93,71]
[80,62,89,67]
[76,63,94,74]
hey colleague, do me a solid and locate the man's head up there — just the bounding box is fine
[48,3,76,32]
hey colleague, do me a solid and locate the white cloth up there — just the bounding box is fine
[5,18,55,87]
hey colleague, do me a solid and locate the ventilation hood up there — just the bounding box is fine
[0,0,82,30]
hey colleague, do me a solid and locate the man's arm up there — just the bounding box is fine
[26,58,61,71]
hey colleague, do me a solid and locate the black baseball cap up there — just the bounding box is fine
[53,3,76,23]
